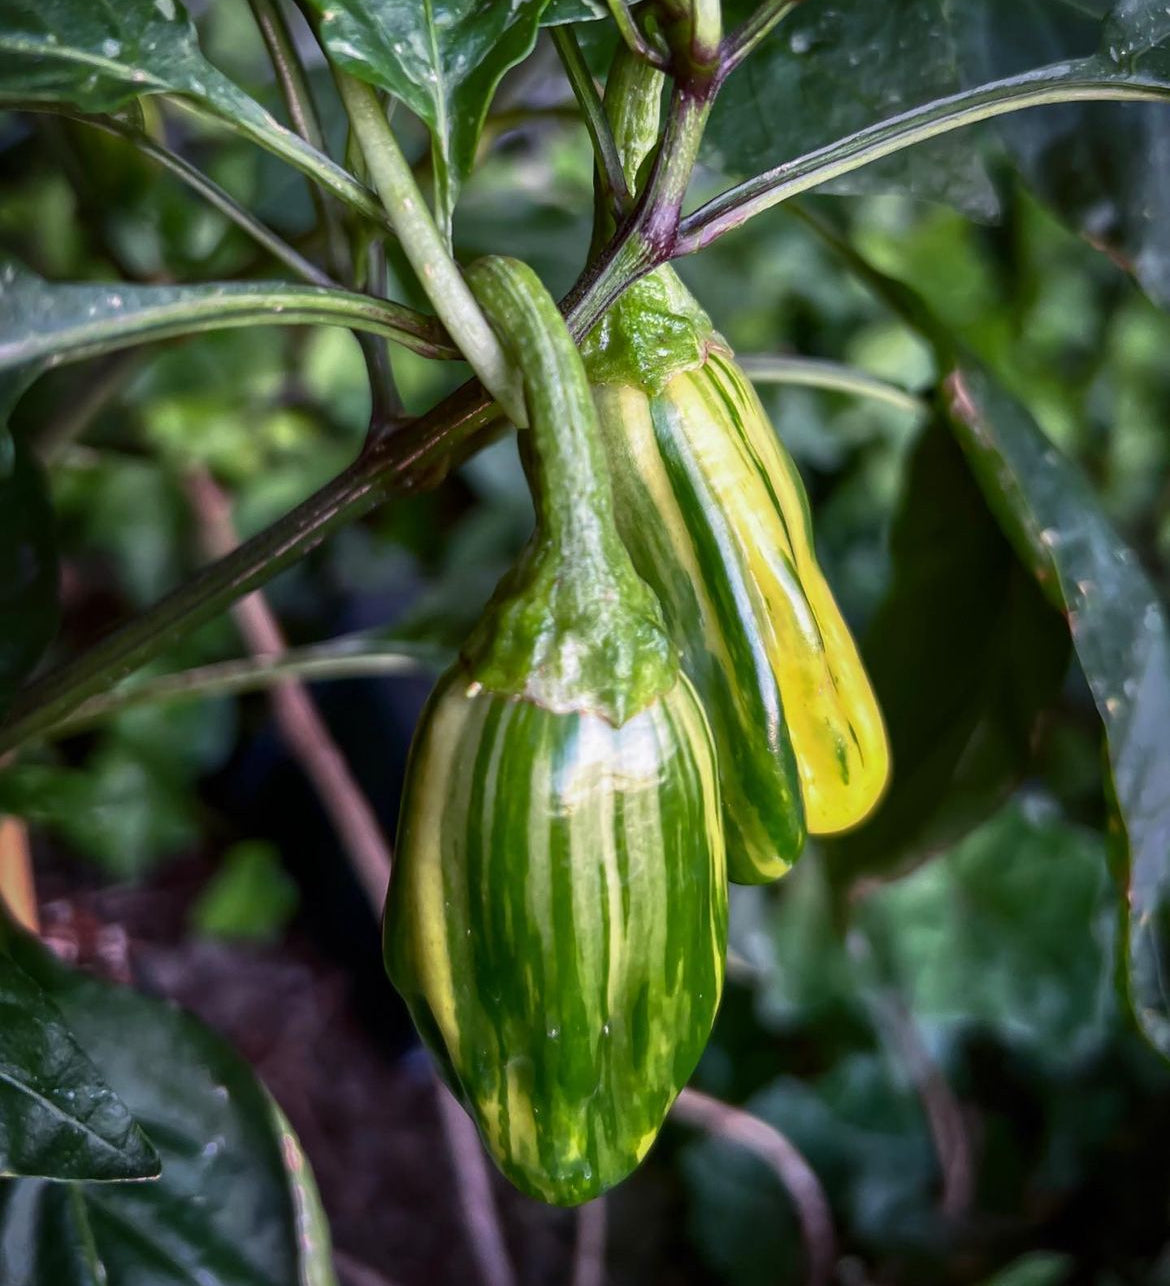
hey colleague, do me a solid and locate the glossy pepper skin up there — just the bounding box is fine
[384,257,727,1207]
[584,52,888,883]
[587,272,890,875]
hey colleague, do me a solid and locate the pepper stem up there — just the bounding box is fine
[460,257,676,724]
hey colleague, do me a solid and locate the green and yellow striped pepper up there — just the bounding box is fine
[384,257,727,1206]
[585,52,889,883]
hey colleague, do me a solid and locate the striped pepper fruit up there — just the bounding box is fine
[384,256,727,1207]
[583,53,890,883]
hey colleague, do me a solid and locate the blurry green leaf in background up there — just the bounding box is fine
[192,840,299,943]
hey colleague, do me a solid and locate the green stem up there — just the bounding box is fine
[720,1,798,77]
[564,65,713,327]
[0,23,723,750]
[246,1,402,429]
[53,110,335,288]
[248,0,329,154]
[462,256,674,721]
[40,642,439,743]
[605,46,665,195]
[361,239,406,433]
[1,281,457,370]
[588,45,663,257]
[737,354,926,416]
[662,0,723,80]
[336,74,528,428]
[605,0,670,69]
[165,93,390,233]
[468,258,615,566]
[246,0,353,279]
[676,61,1170,253]
[0,381,494,755]
[551,24,631,218]
[257,3,405,429]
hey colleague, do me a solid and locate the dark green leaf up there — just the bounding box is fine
[0,917,336,1286]
[683,1052,940,1284]
[191,841,300,943]
[306,0,553,240]
[0,0,380,226]
[831,419,1069,883]
[0,435,59,717]
[0,695,236,878]
[858,799,1116,1063]
[705,0,999,218]
[949,0,1170,307]
[975,1254,1074,1286]
[943,362,1170,1060]
[1104,0,1170,59]
[0,0,243,116]
[0,955,159,1182]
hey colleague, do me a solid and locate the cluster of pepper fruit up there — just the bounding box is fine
[380,50,891,1208]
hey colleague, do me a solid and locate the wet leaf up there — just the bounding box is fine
[950,0,1170,306]
[706,0,999,217]
[305,0,553,240]
[542,0,610,20]
[0,0,245,116]
[943,362,1170,1061]
[0,951,159,1182]
[0,0,377,223]
[832,418,1069,882]
[0,914,336,1286]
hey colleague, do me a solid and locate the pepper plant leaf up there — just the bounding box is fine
[305,0,553,244]
[800,217,1170,1062]
[706,0,999,218]
[0,949,159,1182]
[856,799,1116,1065]
[0,0,243,116]
[0,435,59,718]
[1105,0,1170,54]
[0,911,336,1285]
[942,362,1170,1061]
[0,0,381,226]
[830,418,1069,884]
[948,0,1170,307]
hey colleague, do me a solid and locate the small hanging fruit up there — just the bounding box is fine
[384,256,727,1207]
[584,51,890,884]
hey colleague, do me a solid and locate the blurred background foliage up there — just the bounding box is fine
[4,2,1170,1282]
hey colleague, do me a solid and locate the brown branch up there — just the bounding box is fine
[333,1248,404,1286]
[435,1079,519,1286]
[672,1088,836,1286]
[572,1198,607,1286]
[183,468,393,911]
[184,465,516,1286]
[0,816,39,933]
[865,985,973,1219]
